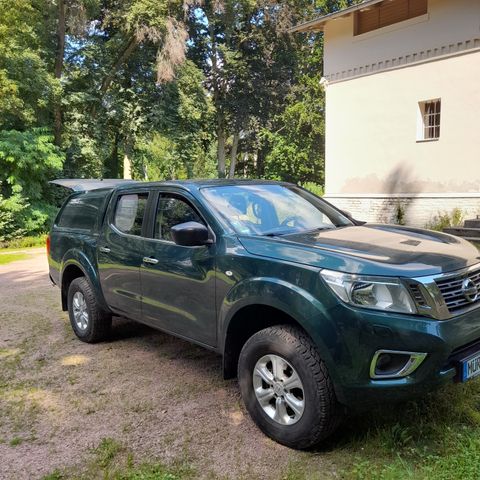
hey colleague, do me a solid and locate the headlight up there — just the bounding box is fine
[320,269,416,314]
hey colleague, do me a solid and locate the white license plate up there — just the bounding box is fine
[461,352,480,382]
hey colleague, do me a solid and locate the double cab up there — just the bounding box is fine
[48,179,480,448]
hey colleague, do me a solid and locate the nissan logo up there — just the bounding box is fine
[462,278,479,303]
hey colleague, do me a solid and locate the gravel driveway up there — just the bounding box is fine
[0,250,344,479]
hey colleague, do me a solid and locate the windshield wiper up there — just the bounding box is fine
[260,230,295,237]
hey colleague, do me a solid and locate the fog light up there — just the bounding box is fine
[370,350,427,379]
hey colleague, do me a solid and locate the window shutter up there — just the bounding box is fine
[355,0,428,36]
[379,0,409,29]
[356,7,380,35]
[409,0,428,18]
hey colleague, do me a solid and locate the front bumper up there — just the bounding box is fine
[320,302,480,409]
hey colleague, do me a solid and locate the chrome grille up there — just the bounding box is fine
[435,268,480,313]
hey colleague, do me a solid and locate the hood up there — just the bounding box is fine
[238,224,480,277]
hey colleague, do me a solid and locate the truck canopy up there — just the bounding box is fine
[49,179,137,192]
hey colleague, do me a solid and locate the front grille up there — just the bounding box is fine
[435,267,480,313]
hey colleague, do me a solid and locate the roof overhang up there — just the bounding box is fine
[289,0,386,33]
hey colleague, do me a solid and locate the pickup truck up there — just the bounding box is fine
[48,179,480,449]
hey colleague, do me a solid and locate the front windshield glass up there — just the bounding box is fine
[201,184,353,236]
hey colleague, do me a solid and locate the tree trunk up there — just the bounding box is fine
[217,115,226,178]
[123,153,132,180]
[100,36,139,96]
[90,36,139,117]
[105,132,120,178]
[228,131,239,179]
[53,0,66,146]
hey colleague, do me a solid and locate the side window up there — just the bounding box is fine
[155,196,204,242]
[113,193,148,236]
[57,193,107,231]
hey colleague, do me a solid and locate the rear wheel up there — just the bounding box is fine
[238,325,342,449]
[67,277,111,343]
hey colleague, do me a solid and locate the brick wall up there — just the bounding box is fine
[324,195,480,227]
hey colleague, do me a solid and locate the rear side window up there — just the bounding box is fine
[113,193,148,236]
[57,193,107,231]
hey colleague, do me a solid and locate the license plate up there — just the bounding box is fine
[461,352,480,382]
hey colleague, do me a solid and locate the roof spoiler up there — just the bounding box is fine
[49,179,137,192]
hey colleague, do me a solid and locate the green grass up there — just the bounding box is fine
[41,437,195,480]
[337,380,480,480]
[9,436,24,446]
[0,234,47,250]
[0,253,28,265]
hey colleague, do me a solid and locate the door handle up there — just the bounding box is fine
[143,257,159,265]
[99,246,111,253]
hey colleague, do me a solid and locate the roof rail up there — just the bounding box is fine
[49,179,138,192]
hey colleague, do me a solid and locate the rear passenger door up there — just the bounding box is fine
[97,190,150,320]
[140,191,217,347]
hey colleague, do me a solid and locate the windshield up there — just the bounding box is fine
[201,184,353,236]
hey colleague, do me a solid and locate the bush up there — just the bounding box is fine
[0,193,29,242]
[301,182,324,197]
[0,194,57,242]
[426,208,464,231]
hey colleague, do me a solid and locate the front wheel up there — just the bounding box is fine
[238,325,343,449]
[67,277,112,343]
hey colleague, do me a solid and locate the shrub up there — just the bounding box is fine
[301,182,324,197]
[0,193,28,242]
[426,208,464,231]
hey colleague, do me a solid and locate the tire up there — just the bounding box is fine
[238,325,343,449]
[67,277,112,343]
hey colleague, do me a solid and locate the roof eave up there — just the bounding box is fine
[289,0,386,34]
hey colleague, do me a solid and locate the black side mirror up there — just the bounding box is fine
[171,221,211,247]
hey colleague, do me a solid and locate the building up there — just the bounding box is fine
[291,0,480,227]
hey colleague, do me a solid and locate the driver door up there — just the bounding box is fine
[140,191,217,347]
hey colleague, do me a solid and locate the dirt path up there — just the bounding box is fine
[0,252,343,479]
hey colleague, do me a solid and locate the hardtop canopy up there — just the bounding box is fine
[49,179,137,192]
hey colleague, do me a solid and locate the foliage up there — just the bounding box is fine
[0,129,64,200]
[426,208,464,231]
[0,129,63,238]
[0,193,28,242]
[0,234,47,250]
[301,182,324,197]
[0,0,361,238]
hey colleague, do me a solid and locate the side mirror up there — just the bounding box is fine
[341,209,353,218]
[171,221,211,247]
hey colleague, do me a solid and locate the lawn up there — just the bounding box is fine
[0,253,29,265]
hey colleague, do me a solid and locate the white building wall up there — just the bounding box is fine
[320,0,480,227]
[325,51,480,196]
[324,0,480,80]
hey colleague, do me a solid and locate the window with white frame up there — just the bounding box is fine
[418,99,441,141]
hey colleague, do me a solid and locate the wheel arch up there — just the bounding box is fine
[220,278,335,381]
[60,250,108,312]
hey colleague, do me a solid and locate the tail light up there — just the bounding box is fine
[46,235,51,257]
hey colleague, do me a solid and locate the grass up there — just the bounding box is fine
[0,253,28,265]
[335,380,480,480]
[35,381,480,480]
[0,234,47,250]
[41,437,195,480]
[9,436,24,447]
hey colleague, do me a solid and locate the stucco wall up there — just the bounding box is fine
[324,50,480,195]
[323,0,480,79]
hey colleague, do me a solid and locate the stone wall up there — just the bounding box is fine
[324,194,480,227]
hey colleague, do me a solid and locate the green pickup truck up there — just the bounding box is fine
[48,179,480,449]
